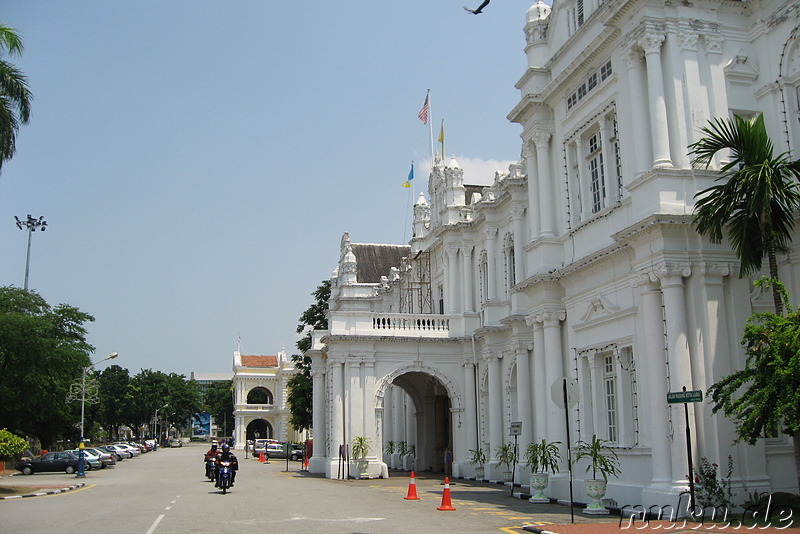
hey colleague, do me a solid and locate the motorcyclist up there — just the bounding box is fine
[215,443,238,487]
[203,442,219,478]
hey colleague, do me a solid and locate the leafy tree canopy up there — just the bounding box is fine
[708,278,800,489]
[287,280,330,432]
[0,23,33,171]
[0,428,27,459]
[0,287,94,448]
[203,380,234,437]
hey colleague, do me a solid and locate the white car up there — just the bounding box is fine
[114,443,141,457]
[105,444,134,458]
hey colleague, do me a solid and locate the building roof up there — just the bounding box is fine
[350,243,411,283]
[240,355,279,368]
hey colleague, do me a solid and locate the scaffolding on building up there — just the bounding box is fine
[400,250,433,314]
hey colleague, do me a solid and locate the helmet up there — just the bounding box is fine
[211,443,218,449]
[221,443,230,453]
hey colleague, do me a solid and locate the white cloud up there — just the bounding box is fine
[416,156,518,187]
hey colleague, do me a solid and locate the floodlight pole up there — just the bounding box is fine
[15,214,47,290]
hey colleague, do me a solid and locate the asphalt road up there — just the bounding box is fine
[0,443,611,533]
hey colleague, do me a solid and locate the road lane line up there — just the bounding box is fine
[144,514,164,534]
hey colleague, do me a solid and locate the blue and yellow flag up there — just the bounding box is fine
[402,161,414,188]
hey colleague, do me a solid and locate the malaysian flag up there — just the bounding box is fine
[418,93,429,124]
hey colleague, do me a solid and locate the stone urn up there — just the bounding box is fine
[583,479,610,514]
[474,465,485,480]
[528,473,550,503]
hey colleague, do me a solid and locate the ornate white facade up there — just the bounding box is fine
[309,0,800,511]
[232,350,300,448]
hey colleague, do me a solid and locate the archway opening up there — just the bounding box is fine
[246,419,273,440]
[389,371,452,474]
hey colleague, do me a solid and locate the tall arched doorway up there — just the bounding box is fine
[246,419,273,440]
[390,371,452,473]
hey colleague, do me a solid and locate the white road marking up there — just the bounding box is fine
[144,514,165,534]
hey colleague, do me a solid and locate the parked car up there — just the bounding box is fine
[168,438,182,448]
[85,447,116,467]
[100,444,131,460]
[66,449,103,470]
[260,442,303,461]
[16,451,89,475]
[113,443,141,457]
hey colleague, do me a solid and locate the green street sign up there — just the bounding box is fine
[667,390,703,404]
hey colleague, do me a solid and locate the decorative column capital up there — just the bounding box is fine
[482,351,502,363]
[632,270,659,288]
[656,262,692,284]
[483,225,498,240]
[511,205,526,221]
[698,262,732,279]
[541,309,566,326]
[704,34,723,54]
[678,23,699,51]
[531,126,553,148]
[639,31,665,55]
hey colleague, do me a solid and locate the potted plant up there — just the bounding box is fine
[495,443,517,482]
[404,444,416,471]
[468,447,487,479]
[524,439,561,503]
[574,435,620,514]
[351,436,370,478]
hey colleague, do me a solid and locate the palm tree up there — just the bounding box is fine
[0,23,32,172]
[689,114,800,315]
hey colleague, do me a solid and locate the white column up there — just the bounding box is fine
[515,346,533,453]
[447,246,460,313]
[531,320,547,441]
[621,47,650,175]
[329,358,345,462]
[599,116,615,203]
[512,207,526,285]
[393,386,404,467]
[311,367,326,460]
[363,359,377,458]
[485,227,498,300]
[463,360,478,458]
[383,384,393,465]
[636,275,672,488]
[542,311,566,444]
[463,245,474,313]
[658,265,693,485]
[639,30,673,168]
[485,353,503,460]
[533,129,555,237]
[524,142,541,239]
[678,25,708,153]
[348,360,363,441]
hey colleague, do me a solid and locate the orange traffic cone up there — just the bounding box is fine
[404,471,421,500]
[437,477,456,511]
[259,452,266,463]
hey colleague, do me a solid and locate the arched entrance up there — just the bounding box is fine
[389,371,452,474]
[246,387,273,405]
[246,419,273,440]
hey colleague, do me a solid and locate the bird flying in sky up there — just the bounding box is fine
[464,0,490,14]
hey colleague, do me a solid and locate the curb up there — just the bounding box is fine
[0,482,86,500]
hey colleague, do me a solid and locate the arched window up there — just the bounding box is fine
[504,234,515,297]
[246,387,273,405]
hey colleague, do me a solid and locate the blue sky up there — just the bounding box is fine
[1,1,535,375]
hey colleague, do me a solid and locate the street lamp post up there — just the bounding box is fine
[154,403,168,448]
[14,214,47,291]
[66,352,118,477]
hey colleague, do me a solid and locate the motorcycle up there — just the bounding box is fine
[205,457,216,480]
[216,460,233,494]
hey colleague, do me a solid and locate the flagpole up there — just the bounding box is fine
[427,89,435,166]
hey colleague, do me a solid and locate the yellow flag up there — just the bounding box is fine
[438,119,445,157]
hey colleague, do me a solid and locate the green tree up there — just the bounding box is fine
[287,280,330,432]
[96,365,133,441]
[0,428,27,460]
[707,278,800,491]
[127,369,201,440]
[0,287,94,448]
[203,381,234,437]
[689,113,800,314]
[0,24,32,171]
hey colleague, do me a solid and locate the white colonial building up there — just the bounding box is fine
[308,0,800,511]
[231,350,302,448]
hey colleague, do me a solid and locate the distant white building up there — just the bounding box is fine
[231,349,301,448]
[308,0,800,512]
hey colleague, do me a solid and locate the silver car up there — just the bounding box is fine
[85,447,116,467]
[67,449,103,470]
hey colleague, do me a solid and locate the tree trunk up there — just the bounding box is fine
[767,249,784,316]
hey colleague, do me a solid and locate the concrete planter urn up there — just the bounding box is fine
[584,479,609,514]
[528,473,551,503]
[474,465,485,479]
